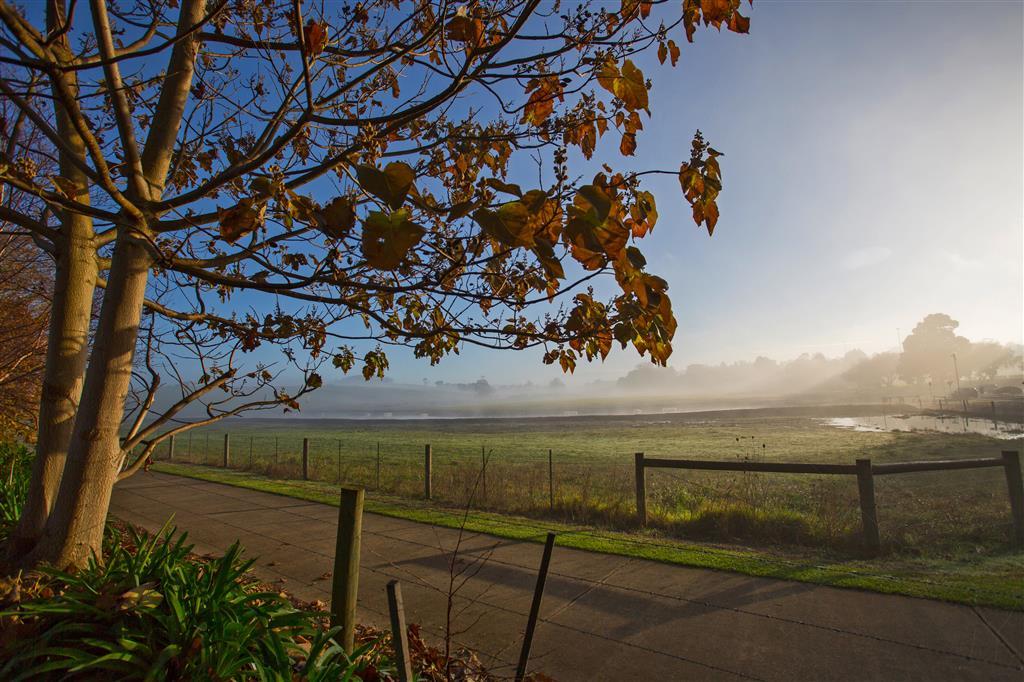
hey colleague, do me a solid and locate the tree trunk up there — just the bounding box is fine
[8,0,97,557]
[14,0,202,567]
[26,236,150,568]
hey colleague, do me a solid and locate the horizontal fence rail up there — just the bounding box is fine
[641,458,858,475]
[871,458,1005,475]
[635,450,1024,553]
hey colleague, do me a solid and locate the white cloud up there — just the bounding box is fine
[841,246,892,271]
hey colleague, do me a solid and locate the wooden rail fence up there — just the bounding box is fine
[634,450,1024,553]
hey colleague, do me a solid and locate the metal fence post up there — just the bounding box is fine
[548,448,554,511]
[481,444,487,501]
[222,433,230,468]
[515,532,556,682]
[1002,450,1024,545]
[167,434,174,462]
[424,444,432,500]
[856,458,880,554]
[376,441,381,490]
[331,486,365,651]
[635,452,647,526]
[302,437,310,480]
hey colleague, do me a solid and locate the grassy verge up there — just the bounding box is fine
[152,462,1024,610]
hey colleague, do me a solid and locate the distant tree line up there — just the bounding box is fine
[617,313,1022,396]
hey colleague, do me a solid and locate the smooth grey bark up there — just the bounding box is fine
[8,0,98,557]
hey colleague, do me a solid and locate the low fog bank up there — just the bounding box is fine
[156,313,1024,420]
[290,313,1023,419]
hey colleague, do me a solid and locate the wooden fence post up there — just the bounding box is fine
[222,433,230,468]
[424,444,432,499]
[635,452,647,527]
[302,437,309,480]
[386,580,414,682]
[331,486,365,651]
[1002,451,1024,545]
[548,449,554,511]
[248,436,253,469]
[376,441,381,490]
[856,458,880,554]
[167,434,174,462]
[515,532,556,682]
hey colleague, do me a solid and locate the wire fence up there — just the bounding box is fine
[155,429,1022,555]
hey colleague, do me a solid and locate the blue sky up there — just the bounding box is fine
[388,0,1023,386]
[33,0,1015,388]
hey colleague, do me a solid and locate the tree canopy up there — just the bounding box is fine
[0,0,753,566]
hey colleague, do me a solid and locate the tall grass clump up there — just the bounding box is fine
[0,442,31,540]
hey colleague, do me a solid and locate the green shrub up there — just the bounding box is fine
[0,442,31,537]
[0,525,382,681]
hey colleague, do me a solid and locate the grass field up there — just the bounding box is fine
[154,407,1024,608]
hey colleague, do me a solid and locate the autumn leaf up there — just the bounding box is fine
[522,76,563,126]
[701,0,732,26]
[303,19,329,54]
[316,197,356,239]
[249,176,278,198]
[628,191,658,237]
[668,40,681,66]
[447,14,485,46]
[473,201,532,247]
[361,209,425,269]
[596,58,619,93]
[617,60,649,111]
[574,184,612,225]
[483,178,523,197]
[619,132,637,156]
[728,11,750,34]
[218,198,266,243]
[533,238,564,280]
[596,59,649,112]
[355,162,415,210]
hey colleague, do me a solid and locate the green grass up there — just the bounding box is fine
[151,461,1024,610]
[166,414,1021,553]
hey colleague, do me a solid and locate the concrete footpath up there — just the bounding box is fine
[111,472,1024,681]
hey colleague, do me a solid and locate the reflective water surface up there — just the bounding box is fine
[825,415,1023,439]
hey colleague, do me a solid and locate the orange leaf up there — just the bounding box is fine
[303,20,329,54]
[619,132,637,156]
[727,11,750,34]
[522,76,563,126]
[447,15,485,46]
[218,199,265,243]
[316,197,355,239]
[701,0,732,26]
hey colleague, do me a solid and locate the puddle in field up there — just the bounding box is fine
[825,415,1024,439]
